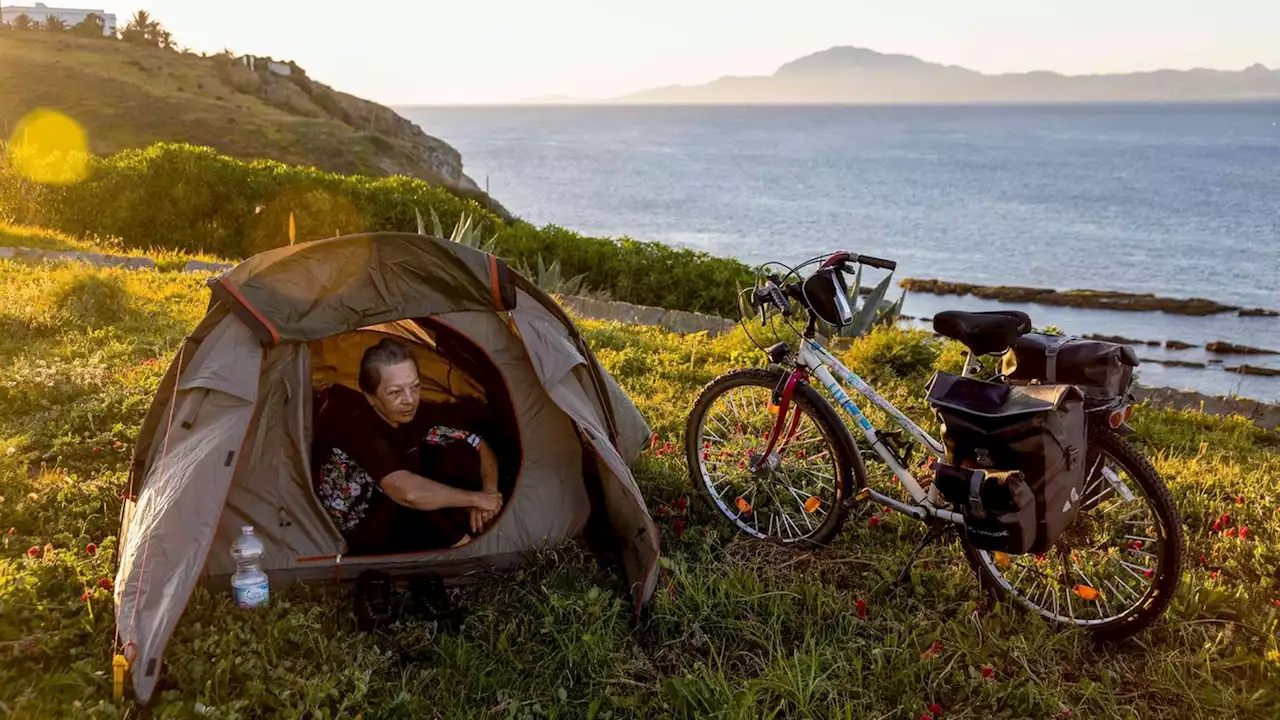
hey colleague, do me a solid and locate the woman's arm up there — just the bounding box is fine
[381,470,500,513]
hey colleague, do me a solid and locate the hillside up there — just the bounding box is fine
[617,46,1280,104]
[0,32,489,197]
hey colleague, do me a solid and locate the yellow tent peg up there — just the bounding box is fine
[112,653,130,702]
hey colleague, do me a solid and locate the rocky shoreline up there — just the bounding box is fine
[900,278,1276,317]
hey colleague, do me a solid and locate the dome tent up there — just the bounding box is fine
[113,232,659,703]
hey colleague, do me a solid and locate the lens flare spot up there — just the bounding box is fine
[8,109,90,185]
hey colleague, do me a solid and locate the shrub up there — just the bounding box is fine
[0,143,755,315]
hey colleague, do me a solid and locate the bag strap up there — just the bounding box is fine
[1042,335,1072,384]
[968,469,986,518]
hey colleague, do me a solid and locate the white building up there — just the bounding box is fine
[1,3,117,35]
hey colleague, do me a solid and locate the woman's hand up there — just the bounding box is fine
[468,490,503,533]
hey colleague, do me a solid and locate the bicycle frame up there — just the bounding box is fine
[770,336,967,526]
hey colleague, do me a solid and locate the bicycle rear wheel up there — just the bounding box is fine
[684,368,862,545]
[962,425,1183,641]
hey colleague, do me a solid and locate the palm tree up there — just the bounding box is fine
[43,15,67,32]
[72,13,106,38]
[121,9,153,45]
[13,13,34,31]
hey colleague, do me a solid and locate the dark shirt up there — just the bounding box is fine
[312,385,488,542]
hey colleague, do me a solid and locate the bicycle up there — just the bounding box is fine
[684,250,1184,640]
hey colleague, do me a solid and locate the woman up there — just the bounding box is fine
[313,338,505,553]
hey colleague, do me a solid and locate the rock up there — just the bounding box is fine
[900,278,1240,316]
[1238,307,1279,317]
[1139,357,1207,369]
[1084,333,1148,346]
[1227,364,1280,377]
[1205,341,1279,355]
[184,260,234,274]
[1165,340,1194,350]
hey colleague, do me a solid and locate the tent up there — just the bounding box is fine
[113,232,660,703]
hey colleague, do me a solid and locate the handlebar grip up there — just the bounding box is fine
[856,254,897,271]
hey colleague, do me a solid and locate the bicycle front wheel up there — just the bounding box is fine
[684,368,862,545]
[963,425,1184,641]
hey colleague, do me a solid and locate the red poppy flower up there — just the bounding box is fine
[1238,526,1250,539]
[676,497,688,510]
[919,715,932,720]
[655,505,667,516]
[868,516,880,528]
[673,518,686,537]
[1199,554,1207,565]
[80,590,89,602]
[26,546,40,558]
[1143,568,1154,578]
[1220,514,1231,526]
[1224,528,1237,538]
[921,641,942,660]
[93,447,102,454]
[1211,570,1220,580]
[1211,520,1222,532]
[981,665,995,679]
[855,599,867,618]
[85,543,96,555]
[99,577,112,590]
[5,527,14,536]
[1271,599,1279,608]
[113,441,123,448]
[1235,495,1244,504]
[1131,540,1143,550]
[929,703,943,715]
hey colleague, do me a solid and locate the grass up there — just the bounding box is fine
[0,253,1277,719]
[0,33,455,186]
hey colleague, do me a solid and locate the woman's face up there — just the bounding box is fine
[366,359,420,427]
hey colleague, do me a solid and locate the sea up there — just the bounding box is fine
[401,103,1280,403]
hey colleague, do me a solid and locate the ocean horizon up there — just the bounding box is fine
[403,102,1280,402]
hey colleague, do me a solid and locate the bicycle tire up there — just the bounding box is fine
[962,424,1184,641]
[684,367,864,545]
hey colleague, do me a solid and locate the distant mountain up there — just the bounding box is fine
[615,46,1280,104]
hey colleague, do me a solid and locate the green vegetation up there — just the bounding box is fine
[1,143,755,315]
[0,241,1277,718]
[0,30,482,191]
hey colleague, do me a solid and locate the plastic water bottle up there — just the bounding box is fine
[230,526,269,609]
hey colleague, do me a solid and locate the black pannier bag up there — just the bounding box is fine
[933,465,1037,552]
[801,267,854,327]
[1001,333,1139,398]
[926,371,1087,554]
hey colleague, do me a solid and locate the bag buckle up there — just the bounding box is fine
[968,469,987,518]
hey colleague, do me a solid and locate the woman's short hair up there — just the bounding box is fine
[358,338,417,394]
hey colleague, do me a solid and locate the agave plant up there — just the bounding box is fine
[833,263,907,339]
[513,255,589,296]
[415,207,498,252]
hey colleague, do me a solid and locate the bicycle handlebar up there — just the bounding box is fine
[820,251,899,272]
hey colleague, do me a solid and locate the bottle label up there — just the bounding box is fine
[234,582,269,609]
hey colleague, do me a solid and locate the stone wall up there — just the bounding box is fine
[559,295,737,336]
[1132,386,1280,431]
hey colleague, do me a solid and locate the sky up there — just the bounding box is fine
[116,0,1280,105]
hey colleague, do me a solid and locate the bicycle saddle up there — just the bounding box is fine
[933,310,1032,355]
